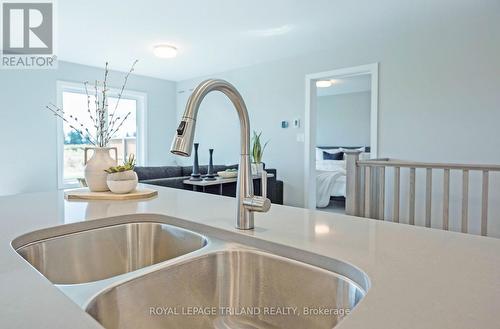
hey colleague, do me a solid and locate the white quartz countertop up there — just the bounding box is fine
[0,184,499,329]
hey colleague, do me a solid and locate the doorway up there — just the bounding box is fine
[304,63,379,210]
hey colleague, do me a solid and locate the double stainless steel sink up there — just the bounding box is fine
[13,216,368,329]
[16,222,207,284]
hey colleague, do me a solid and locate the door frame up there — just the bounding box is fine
[304,63,379,209]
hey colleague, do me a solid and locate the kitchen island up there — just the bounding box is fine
[0,184,498,328]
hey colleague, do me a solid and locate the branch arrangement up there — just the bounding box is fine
[45,60,138,147]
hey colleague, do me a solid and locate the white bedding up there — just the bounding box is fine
[316,159,345,172]
[315,160,347,207]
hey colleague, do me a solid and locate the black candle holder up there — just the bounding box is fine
[205,148,216,180]
[190,143,202,181]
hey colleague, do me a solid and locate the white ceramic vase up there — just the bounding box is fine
[84,147,117,192]
[106,170,138,194]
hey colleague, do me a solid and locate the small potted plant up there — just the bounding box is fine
[105,154,138,194]
[251,131,269,175]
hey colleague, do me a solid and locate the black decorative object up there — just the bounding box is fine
[205,149,216,180]
[190,143,202,181]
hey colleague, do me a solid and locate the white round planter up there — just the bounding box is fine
[106,170,138,194]
[251,162,264,175]
[84,147,118,192]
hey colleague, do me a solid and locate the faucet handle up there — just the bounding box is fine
[243,169,271,212]
[243,196,271,212]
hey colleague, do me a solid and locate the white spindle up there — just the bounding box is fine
[378,167,385,220]
[443,169,450,230]
[393,167,400,223]
[360,168,365,217]
[364,166,372,218]
[461,170,469,233]
[425,168,432,228]
[481,170,489,236]
[409,168,416,225]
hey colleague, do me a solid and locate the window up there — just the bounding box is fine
[57,81,147,189]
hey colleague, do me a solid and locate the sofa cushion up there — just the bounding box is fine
[140,177,189,190]
[181,166,196,176]
[134,166,182,180]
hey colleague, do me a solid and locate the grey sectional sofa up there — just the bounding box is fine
[134,164,284,205]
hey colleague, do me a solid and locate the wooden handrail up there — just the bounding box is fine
[357,159,500,171]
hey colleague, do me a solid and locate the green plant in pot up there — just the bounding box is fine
[251,131,269,175]
[105,154,138,194]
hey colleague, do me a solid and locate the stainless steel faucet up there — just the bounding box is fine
[171,79,271,230]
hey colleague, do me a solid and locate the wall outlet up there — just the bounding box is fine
[296,133,305,142]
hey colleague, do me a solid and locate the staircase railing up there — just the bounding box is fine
[345,151,500,236]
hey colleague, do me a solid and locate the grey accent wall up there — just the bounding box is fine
[316,92,371,147]
[0,61,177,196]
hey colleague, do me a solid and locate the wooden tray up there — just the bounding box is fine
[65,188,158,201]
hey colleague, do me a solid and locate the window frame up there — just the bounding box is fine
[56,80,148,189]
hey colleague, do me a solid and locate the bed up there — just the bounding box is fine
[315,146,370,208]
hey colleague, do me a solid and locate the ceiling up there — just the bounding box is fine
[316,75,371,97]
[58,0,477,81]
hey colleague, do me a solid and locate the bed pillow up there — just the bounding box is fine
[316,147,341,160]
[341,147,366,153]
[322,151,343,160]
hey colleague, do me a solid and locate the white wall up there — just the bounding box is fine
[175,1,500,212]
[316,92,371,147]
[0,61,177,196]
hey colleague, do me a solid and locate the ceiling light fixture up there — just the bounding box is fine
[316,80,332,88]
[153,44,178,58]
